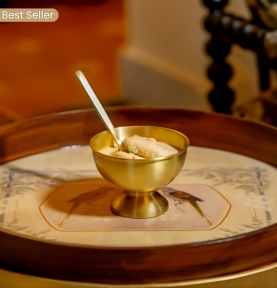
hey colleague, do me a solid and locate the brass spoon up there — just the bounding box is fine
[75,70,122,148]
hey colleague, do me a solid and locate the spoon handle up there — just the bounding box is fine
[75,70,122,147]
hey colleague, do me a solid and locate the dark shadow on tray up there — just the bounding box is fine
[42,178,121,218]
[5,165,121,218]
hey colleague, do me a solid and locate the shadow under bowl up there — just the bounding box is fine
[90,126,189,219]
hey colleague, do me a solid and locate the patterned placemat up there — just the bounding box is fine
[0,145,276,247]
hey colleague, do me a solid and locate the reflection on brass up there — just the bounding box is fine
[90,126,189,219]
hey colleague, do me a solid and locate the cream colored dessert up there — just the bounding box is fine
[114,151,144,159]
[99,146,118,157]
[121,135,176,158]
[157,142,178,152]
[99,135,178,160]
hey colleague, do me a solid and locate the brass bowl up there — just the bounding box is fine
[90,126,190,219]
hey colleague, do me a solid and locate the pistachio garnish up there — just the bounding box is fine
[128,146,138,154]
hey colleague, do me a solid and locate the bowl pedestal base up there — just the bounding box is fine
[111,191,168,219]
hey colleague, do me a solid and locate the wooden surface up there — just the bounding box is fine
[0,107,277,285]
[203,0,272,113]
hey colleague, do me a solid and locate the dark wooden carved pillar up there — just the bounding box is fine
[203,0,233,114]
[203,0,270,114]
[206,37,233,114]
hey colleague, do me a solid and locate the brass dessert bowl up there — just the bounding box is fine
[90,126,189,219]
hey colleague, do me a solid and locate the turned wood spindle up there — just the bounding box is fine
[203,0,271,114]
[203,0,234,114]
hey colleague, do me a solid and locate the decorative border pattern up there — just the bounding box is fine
[0,167,273,243]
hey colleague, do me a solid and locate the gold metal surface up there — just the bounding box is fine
[111,191,169,218]
[75,71,122,147]
[2,259,277,288]
[90,126,189,219]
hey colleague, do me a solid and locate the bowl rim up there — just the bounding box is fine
[89,125,190,162]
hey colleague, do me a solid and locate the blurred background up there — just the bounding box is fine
[0,0,276,125]
[0,0,126,119]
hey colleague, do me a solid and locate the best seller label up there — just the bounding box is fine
[0,9,59,22]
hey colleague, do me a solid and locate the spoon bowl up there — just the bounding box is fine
[90,125,189,218]
[76,70,190,218]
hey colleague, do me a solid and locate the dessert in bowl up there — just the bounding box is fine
[90,125,190,218]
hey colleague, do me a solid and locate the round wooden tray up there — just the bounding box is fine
[0,107,277,285]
